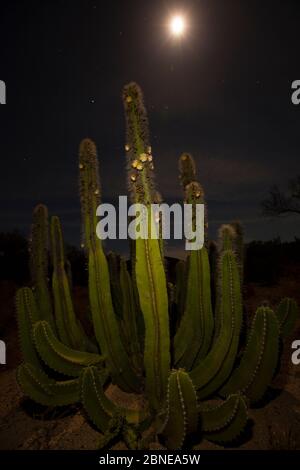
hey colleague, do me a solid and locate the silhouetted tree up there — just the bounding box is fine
[262,176,300,216]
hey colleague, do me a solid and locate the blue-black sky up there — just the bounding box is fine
[0,0,299,253]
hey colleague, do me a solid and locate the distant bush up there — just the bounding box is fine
[245,238,300,285]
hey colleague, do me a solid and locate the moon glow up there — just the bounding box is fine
[169,15,186,37]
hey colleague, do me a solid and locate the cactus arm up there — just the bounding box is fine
[80,367,145,436]
[174,246,213,369]
[79,139,101,253]
[175,259,187,323]
[51,214,74,347]
[159,370,198,450]
[135,211,170,410]
[65,259,73,290]
[123,82,154,205]
[123,83,170,406]
[198,394,248,444]
[174,181,213,369]
[52,274,71,347]
[80,366,116,433]
[88,247,140,392]
[120,257,142,372]
[276,298,298,338]
[231,221,244,284]
[129,240,145,342]
[33,320,104,377]
[178,153,197,189]
[30,204,55,329]
[16,287,41,368]
[220,307,280,404]
[17,363,79,406]
[51,216,96,352]
[107,252,123,319]
[213,224,238,343]
[79,138,140,393]
[218,224,236,252]
[190,250,242,399]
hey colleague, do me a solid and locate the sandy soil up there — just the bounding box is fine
[0,365,300,450]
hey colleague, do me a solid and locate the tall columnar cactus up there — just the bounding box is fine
[174,182,214,369]
[231,221,244,285]
[123,82,155,205]
[50,215,95,352]
[79,138,140,393]
[218,224,237,252]
[30,204,55,330]
[213,224,239,341]
[190,249,243,399]
[16,82,299,450]
[123,82,170,410]
[179,153,197,189]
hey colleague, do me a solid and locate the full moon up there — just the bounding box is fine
[169,15,186,37]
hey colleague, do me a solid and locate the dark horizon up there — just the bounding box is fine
[1,0,300,249]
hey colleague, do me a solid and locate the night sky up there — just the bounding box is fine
[1,0,300,255]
